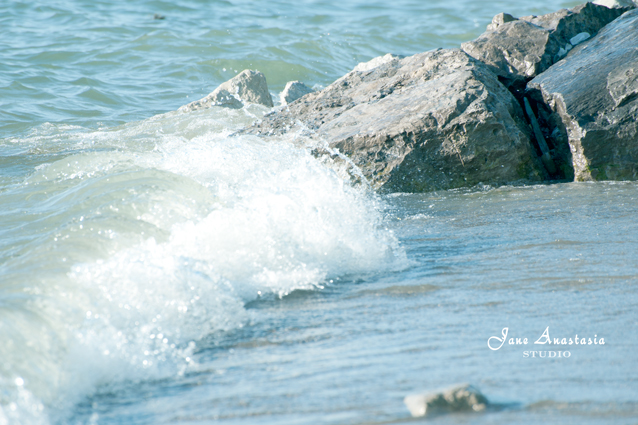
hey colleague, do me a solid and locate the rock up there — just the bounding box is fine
[527,9,638,181]
[462,20,557,85]
[280,81,314,105]
[462,3,629,86]
[404,384,489,417]
[181,69,273,112]
[486,12,517,31]
[249,49,545,192]
[593,0,636,8]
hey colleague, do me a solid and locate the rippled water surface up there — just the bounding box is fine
[2,0,586,136]
[2,0,637,424]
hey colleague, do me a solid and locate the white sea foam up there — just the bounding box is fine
[0,107,405,423]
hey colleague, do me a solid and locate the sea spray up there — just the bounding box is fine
[0,107,405,423]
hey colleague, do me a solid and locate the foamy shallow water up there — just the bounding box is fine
[2,0,638,424]
[0,107,405,423]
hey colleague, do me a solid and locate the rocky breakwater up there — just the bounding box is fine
[250,49,545,192]
[184,2,636,192]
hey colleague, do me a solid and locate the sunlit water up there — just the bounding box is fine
[2,0,637,424]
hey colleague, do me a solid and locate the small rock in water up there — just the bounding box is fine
[280,81,314,105]
[404,384,489,417]
[181,69,273,112]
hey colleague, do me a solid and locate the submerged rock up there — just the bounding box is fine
[249,48,545,192]
[404,384,489,417]
[280,81,314,105]
[462,3,629,86]
[527,9,638,182]
[181,69,273,112]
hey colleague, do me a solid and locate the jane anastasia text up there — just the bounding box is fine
[487,326,605,352]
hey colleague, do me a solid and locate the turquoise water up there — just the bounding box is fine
[2,1,638,424]
[1,0,583,136]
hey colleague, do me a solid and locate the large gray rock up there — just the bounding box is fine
[462,3,629,86]
[404,384,489,417]
[527,9,638,182]
[181,69,273,112]
[250,49,545,192]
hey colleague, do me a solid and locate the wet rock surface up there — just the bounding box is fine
[249,49,544,192]
[528,9,638,181]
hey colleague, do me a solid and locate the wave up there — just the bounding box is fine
[0,106,406,424]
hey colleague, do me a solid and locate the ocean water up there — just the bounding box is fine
[1,0,638,424]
